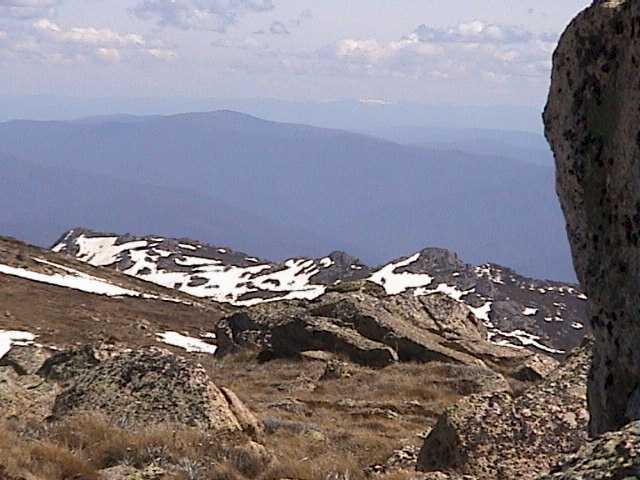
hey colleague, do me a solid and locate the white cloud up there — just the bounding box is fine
[414,21,534,44]
[0,18,177,64]
[95,47,120,63]
[147,47,177,60]
[327,20,557,83]
[33,19,145,47]
[131,0,275,31]
[0,0,59,19]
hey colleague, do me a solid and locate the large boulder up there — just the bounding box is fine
[0,345,59,422]
[218,286,538,372]
[544,0,640,434]
[416,341,592,479]
[0,366,59,422]
[51,346,259,434]
[310,291,489,366]
[270,315,399,368]
[537,420,640,479]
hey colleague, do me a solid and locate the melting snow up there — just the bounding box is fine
[156,331,217,355]
[0,261,143,298]
[469,301,493,323]
[368,253,433,295]
[475,265,505,284]
[72,236,149,267]
[0,330,35,360]
[490,329,565,355]
[415,283,474,302]
[54,233,586,355]
[319,257,334,268]
[82,242,328,306]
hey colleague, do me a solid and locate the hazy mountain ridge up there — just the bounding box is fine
[0,110,573,281]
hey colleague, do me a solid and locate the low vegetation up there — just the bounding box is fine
[0,350,504,480]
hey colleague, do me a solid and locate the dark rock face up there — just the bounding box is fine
[416,340,592,479]
[51,347,257,432]
[537,420,640,480]
[544,0,640,435]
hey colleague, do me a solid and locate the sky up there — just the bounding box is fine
[0,0,591,106]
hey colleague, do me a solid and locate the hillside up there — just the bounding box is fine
[0,230,596,480]
[52,228,588,354]
[0,110,573,281]
[0,234,226,349]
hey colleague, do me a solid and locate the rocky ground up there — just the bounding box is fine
[0,233,636,479]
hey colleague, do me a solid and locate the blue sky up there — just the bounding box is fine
[1,0,590,106]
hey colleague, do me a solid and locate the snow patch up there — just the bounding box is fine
[0,330,35,360]
[368,253,433,295]
[72,236,149,267]
[156,331,217,355]
[415,283,474,302]
[489,329,565,355]
[469,301,493,324]
[522,307,539,316]
[319,257,334,268]
[0,261,143,298]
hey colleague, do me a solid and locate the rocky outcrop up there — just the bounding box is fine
[37,344,103,381]
[538,420,640,479]
[0,365,59,422]
[218,285,543,372]
[51,347,259,434]
[100,465,166,480]
[416,340,592,479]
[544,0,640,435]
[512,354,560,383]
[270,315,399,368]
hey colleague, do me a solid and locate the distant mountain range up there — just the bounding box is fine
[0,109,572,281]
[0,96,543,133]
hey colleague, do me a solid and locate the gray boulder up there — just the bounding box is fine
[538,420,640,479]
[416,341,592,479]
[52,346,259,434]
[544,0,640,435]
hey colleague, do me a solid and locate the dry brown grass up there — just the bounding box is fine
[0,352,508,479]
[0,421,97,480]
[200,353,501,478]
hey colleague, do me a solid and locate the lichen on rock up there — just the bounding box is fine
[51,346,258,434]
[416,340,592,479]
[544,0,640,435]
